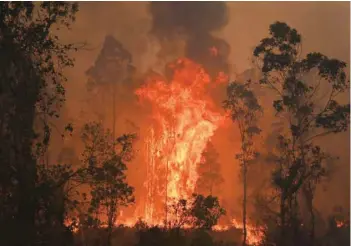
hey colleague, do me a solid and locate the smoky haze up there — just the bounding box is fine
[55,2,350,221]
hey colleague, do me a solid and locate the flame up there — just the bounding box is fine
[115,58,263,245]
[135,58,224,224]
[231,219,264,245]
[209,46,219,57]
[335,219,349,228]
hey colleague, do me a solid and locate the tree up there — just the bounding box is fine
[223,81,262,246]
[196,141,224,196]
[166,194,226,230]
[190,194,226,230]
[80,122,135,246]
[0,2,79,245]
[85,35,135,138]
[253,21,350,246]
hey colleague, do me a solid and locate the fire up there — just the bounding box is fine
[135,58,224,224]
[231,219,264,245]
[115,58,263,245]
[335,219,349,228]
[209,46,219,57]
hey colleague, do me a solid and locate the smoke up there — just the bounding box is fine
[148,2,230,77]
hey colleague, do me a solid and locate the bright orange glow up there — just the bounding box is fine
[231,219,264,245]
[114,58,263,245]
[135,58,224,225]
[215,71,229,84]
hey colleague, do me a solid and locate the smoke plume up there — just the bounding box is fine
[149,2,230,77]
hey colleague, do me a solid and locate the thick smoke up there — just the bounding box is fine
[149,2,230,77]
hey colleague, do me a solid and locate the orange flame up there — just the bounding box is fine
[231,219,264,245]
[135,58,224,224]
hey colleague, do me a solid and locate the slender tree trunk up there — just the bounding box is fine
[210,156,213,196]
[107,201,116,246]
[280,193,286,246]
[242,159,247,246]
[112,83,116,141]
[303,183,315,246]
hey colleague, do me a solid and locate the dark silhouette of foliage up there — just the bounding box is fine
[80,122,135,246]
[166,194,226,231]
[253,21,350,246]
[0,2,79,245]
[223,81,262,246]
[190,194,226,230]
[85,35,135,134]
[196,141,224,196]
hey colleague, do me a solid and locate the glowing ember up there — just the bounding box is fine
[209,46,219,57]
[135,58,224,224]
[335,219,349,228]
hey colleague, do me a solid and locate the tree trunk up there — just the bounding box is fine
[280,194,286,246]
[242,160,247,246]
[107,206,114,246]
[112,82,116,141]
[303,183,315,246]
[12,54,40,245]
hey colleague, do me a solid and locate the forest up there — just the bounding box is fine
[0,2,350,246]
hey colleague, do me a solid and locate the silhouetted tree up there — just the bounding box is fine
[85,35,135,138]
[0,2,79,245]
[223,81,262,246]
[253,21,350,246]
[166,194,225,230]
[80,122,135,246]
[190,194,226,230]
[196,141,224,196]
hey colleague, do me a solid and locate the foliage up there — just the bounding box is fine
[80,122,136,245]
[223,81,262,246]
[253,21,350,246]
[86,35,135,88]
[196,141,224,196]
[0,2,79,245]
[190,194,226,230]
[85,35,135,124]
[166,194,226,230]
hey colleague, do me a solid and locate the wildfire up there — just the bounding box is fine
[135,58,224,224]
[116,58,263,245]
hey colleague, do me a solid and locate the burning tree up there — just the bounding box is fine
[196,141,224,196]
[253,22,350,246]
